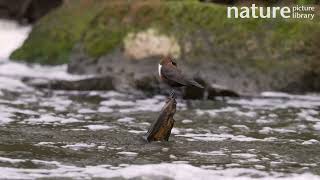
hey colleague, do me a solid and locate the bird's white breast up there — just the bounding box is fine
[158,64,162,77]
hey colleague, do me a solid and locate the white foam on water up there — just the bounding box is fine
[97,145,106,149]
[259,127,273,134]
[229,98,320,110]
[3,106,38,116]
[232,125,250,131]
[297,109,319,122]
[62,143,96,150]
[259,127,296,135]
[91,91,125,98]
[0,157,25,164]
[302,139,320,145]
[182,119,193,124]
[196,109,217,116]
[35,142,56,146]
[102,96,185,113]
[254,165,266,170]
[0,20,31,60]
[100,99,136,107]
[228,92,320,110]
[231,153,257,159]
[256,117,276,124]
[177,133,259,142]
[24,114,81,125]
[225,163,241,168]
[0,106,15,125]
[117,152,138,156]
[0,104,40,125]
[261,92,320,101]
[0,61,91,93]
[189,151,226,156]
[235,111,257,117]
[196,107,238,117]
[40,96,72,112]
[0,159,318,180]
[119,98,165,113]
[171,128,181,135]
[97,106,113,113]
[114,96,186,113]
[128,130,147,134]
[313,122,320,130]
[78,108,96,114]
[0,62,89,80]
[0,76,31,92]
[196,107,257,119]
[0,112,14,125]
[84,125,113,131]
[117,117,135,123]
[0,20,89,94]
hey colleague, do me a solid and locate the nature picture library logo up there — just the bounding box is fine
[227,4,316,20]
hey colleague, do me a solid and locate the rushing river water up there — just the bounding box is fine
[1,20,320,180]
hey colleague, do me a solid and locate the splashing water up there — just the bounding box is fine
[0,19,31,60]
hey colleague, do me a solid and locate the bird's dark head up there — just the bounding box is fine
[160,56,177,66]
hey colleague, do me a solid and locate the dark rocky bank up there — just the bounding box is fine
[0,0,62,24]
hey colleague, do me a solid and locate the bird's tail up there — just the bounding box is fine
[188,80,204,89]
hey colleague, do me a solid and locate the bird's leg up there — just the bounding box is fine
[169,89,176,98]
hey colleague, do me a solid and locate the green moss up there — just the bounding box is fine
[82,2,133,57]
[296,0,318,5]
[10,0,105,65]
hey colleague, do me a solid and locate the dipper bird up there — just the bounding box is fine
[158,56,204,93]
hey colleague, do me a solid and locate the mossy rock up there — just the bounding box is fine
[9,0,320,93]
[11,0,320,64]
[10,0,105,64]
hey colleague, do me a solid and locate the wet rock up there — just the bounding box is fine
[67,44,98,75]
[22,76,114,91]
[18,43,238,99]
[207,84,240,99]
[70,47,236,98]
[69,45,240,99]
[144,95,176,142]
[0,0,62,23]
[134,76,161,96]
